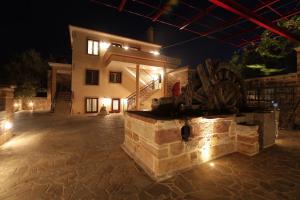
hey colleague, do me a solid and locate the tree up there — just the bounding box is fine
[230,16,300,78]
[5,49,49,97]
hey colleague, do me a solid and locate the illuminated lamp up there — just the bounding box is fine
[100,41,111,50]
[150,50,160,56]
[3,121,13,130]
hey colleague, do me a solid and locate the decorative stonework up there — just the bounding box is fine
[122,112,273,181]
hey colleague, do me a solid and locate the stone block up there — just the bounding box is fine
[229,122,236,136]
[156,154,190,176]
[157,120,181,130]
[208,133,232,147]
[123,135,137,154]
[236,124,259,133]
[237,142,259,156]
[191,122,213,137]
[140,140,169,159]
[155,129,181,145]
[237,135,258,144]
[213,121,231,133]
[170,142,185,156]
[131,122,156,142]
[135,145,155,171]
[185,137,204,152]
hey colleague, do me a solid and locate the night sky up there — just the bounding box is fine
[0,0,238,67]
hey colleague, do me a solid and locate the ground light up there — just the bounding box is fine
[209,162,215,167]
[3,120,13,130]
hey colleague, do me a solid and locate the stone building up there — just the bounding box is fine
[49,25,181,115]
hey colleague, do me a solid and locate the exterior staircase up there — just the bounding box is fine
[127,80,160,110]
[52,91,72,114]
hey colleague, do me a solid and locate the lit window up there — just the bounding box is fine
[86,70,99,85]
[109,72,122,83]
[87,39,99,55]
[86,97,98,113]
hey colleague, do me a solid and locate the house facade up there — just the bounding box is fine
[49,25,181,115]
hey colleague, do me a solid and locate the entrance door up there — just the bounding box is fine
[111,98,120,113]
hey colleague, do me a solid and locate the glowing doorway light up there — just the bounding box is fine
[101,98,112,107]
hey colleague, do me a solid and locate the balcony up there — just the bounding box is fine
[103,46,180,69]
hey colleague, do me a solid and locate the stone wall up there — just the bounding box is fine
[123,112,263,181]
[14,97,51,112]
[0,87,14,145]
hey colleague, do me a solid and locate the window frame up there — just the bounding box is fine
[109,71,122,84]
[85,97,98,113]
[87,39,99,56]
[85,69,99,85]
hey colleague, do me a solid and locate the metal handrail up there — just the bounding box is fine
[127,79,158,99]
[127,79,160,110]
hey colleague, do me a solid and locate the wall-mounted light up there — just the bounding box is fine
[100,41,111,50]
[3,121,13,130]
[28,102,34,107]
[150,50,160,56]
[123,46,129,50]
[14,103,19,107]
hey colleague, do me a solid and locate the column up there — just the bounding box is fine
[51,68,57,101]
[163,67,167,96]
[136,64,140,110]
[294,47,300,125]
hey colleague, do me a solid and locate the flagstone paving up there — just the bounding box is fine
[0,112,299,200]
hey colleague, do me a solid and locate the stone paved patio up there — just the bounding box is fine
[0,112,299,200]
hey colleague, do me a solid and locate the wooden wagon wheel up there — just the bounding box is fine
[213,80,241,110]
[184,83,193,107]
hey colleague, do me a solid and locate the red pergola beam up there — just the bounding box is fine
[152,4,169,22]
[209,0,300,43]
[199,0,280,38]
[179,5,217,30]
[118,0,127,12]
[90,0,240,47]
[223,8,300,42]
[235,8,300,47]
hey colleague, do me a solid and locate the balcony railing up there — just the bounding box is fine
[103,46,180,68]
